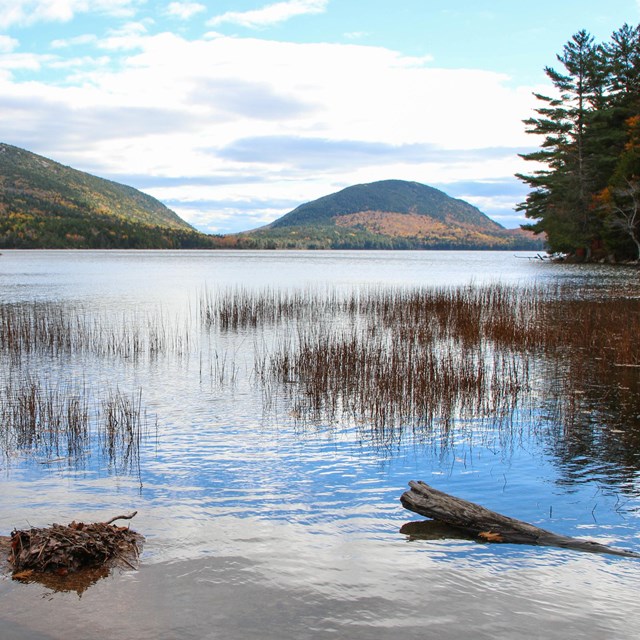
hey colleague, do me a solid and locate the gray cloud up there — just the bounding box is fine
[191,79,315,120]
[433,178,528,198]
[217,135,528,170]
[163,197,298,213]
[0,95,206,151]
[99,173,267,189]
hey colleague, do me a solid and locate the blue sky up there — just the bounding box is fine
[1,1,639,233]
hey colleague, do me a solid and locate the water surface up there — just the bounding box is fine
[1,250,639,640]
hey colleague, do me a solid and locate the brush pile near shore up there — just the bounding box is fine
[8,513,142,579]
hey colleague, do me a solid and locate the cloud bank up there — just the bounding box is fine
[0,23,540,232]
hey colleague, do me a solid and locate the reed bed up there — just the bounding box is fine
[99,388,150,473]
[246,282,640,437]
[2,281,638,462]
[0,376,151,470]
[0,302,191,361]
[268,321,529,440]
[0,376,89,460]
[199,286,348,331]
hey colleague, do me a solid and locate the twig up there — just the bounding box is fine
[103,511,138,525]
[116,553,138,570]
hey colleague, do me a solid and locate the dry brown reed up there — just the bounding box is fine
[99,388,149,473]
[243,282,640,439]
[3,281,637,459]
[199,286,343,331]
[0,377,151,470]
[0,376,89,460]
[0,302,190,361]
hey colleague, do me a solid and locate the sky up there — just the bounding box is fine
[1,1,640,234]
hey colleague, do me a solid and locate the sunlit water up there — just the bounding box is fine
[1,250,640,640]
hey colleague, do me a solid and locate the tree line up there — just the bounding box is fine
[518,24,640,261]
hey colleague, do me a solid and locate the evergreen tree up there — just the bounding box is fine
[517,30,606,256]
[604,24,640,104]
[595,114,640,260]
[596,25,640,260]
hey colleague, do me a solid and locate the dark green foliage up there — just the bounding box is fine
[239,223,543,251]
[518,25,640,261]
[0,210,222,250]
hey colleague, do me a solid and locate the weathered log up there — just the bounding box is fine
[401,480,640,558]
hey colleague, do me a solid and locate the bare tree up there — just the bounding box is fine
[605,178,640,261]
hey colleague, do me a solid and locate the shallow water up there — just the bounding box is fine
[1,250,640,640]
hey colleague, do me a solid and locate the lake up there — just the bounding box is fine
[1,250,640,640]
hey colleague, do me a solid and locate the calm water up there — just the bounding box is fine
[1,250,640,640]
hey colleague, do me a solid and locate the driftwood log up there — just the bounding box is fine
[401,480,640,558]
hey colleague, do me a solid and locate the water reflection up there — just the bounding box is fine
[1,251,640,639]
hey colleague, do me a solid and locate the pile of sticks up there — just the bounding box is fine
[9,512,143,577]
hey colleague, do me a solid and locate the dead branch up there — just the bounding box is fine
[401,481,640,558]
[103,511,138,525]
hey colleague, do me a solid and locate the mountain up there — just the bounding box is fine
[0,143,215,249]
[240,180,543,250]
[0,145,542,251]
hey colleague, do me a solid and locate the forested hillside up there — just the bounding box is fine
[244,180,542,250]
[0,143,218,249]
[518,24,640,262]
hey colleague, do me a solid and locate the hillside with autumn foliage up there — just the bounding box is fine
[0,145,541,251]
[239,180,542,250]
[0,143,218,249]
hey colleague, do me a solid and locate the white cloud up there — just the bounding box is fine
[0,0,139,28]
[344,32,368,41]
[0,52,56,71]
[51,34,98,49]
[0,35,19,53]
[48,55,111,70]
[98,21,151,51]
[208,0,328,29]
[166,2,205,20]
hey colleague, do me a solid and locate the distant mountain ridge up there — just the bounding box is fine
[0,144,541,251]
[243,179,541,250]
[270,179,502,230]
[0,143,210,249]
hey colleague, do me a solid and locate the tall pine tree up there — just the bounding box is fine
[517,30,605,257]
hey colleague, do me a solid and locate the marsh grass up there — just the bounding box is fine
[199,285,348,331]
[0,302,191,361]
[0,376,89,460]
[0,376,151,471]
[100,388,151,474]
[238,282,640,440]
[0,300,176,469]
[2,281,638,465]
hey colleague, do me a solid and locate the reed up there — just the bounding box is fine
[199,285,343,331]
[0,302,192,361]
[256,282,640,438]
[0,376,151,470]
[0,376,89,460]
[99,388,148,473]
[3,281,637,461]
